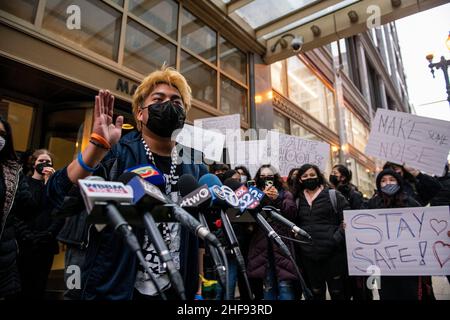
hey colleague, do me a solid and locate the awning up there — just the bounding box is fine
[208,0,448,64]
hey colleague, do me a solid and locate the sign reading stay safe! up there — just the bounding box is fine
[365,109,450,176]
[344,206,450,276]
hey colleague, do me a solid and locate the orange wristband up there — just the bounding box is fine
[90,133,111,150]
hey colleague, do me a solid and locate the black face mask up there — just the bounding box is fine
[329,175,340,186]
[301,178,320,191]
[257,177,274,189]
[35,161,52,175]
[144,100,186,138]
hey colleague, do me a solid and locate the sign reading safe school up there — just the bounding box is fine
[344,206,450,276]
[365,109,450,176]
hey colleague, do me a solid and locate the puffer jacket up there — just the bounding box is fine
[247,189,298,281]
[0,160,37,297]
[295,187,350,261]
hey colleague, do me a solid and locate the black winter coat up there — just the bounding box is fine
[403,173,441,206]
[430,174,450,207]
[337,184,365,210]
[295,187,350,261]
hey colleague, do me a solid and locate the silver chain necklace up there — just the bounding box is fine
[141,138,178,189]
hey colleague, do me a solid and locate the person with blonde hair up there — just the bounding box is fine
[47,66,208,300]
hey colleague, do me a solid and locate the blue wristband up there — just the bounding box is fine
[77,152,99,173]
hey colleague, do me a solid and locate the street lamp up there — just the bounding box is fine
[426,53,450,106]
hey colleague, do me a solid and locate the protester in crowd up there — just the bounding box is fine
[382,162,441,299]
[293,164,349,300]
[222,169,240,182]
[0,116,37,299]
[329,164,371,300]
[247,164,298,300]
[235,166,251,186]
[287,168,299,193]
[382,162,441,206]
[47,66,208,300]
[14,149,62,299]
[209,163,229,182]
[362,168,428,300]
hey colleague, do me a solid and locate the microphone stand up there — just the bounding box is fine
[220,210,254,300]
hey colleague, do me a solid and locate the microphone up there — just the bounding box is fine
[199,174,254,300]
[177,175,228,293]
[125,164,166,187]
[118,172,186,300]
[121,172,221,248]
[78,176,167,299]
[248,187,312,240]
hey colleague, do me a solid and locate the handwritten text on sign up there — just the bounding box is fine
[268,131,330,177]
[365,109,450,176]
[344,206,450,276]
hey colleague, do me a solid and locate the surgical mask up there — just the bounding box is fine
[240,175,247,184]
[302,178,320,191]
[381,183,400,196]
[0,136,5,152]
[144,100,186,138]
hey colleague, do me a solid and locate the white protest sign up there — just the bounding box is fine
[365,109,450,176]
[344,206,450,276]
[267,131,330,177]
[194,114,241,146]
[175,124,225,162]
[229,140,268,177]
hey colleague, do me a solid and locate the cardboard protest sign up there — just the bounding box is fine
[344,206,450,276]
[175,124,225,162]
[194,114,241,146]
[365,109,450,176]
[267,131,330,177]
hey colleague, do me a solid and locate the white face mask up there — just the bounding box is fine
[0,136,5,152]
[240,175,247,184]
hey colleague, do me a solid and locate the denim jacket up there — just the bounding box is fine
[47,131,208,300]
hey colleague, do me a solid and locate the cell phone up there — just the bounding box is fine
[265,180,274,188]
[247,180,256,187]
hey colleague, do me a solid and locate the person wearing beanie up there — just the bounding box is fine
[365,169,427,300]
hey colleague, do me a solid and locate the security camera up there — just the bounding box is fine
[291,36,304,52]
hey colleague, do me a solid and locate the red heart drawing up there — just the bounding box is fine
[432,241,450,268]
[430,219,448,236]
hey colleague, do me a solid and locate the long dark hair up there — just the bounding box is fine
[383,162,416,185]
[234,165,251,181]
[293,163,326,196]
[332,164,352,184]
[287,167,299,192]
[0,116,18,162]
[254,164,286,191]
[375,169,408,208]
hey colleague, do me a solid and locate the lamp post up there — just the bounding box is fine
[426,53,450,106]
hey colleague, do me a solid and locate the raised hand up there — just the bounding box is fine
[92,90,123,147]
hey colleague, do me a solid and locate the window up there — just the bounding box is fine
[273,111,290,134]
[355,161,374,198]
[181,8,217,63]
[43,0,121,61]
[0,0,38,23]
[270,61,284,94]
[331,39,350,77]
[286,57,337,132]
[181,51,217,107]
[124,19,176,74]
[220,76,247,122]
[128,0,178,40]
[219,36,247,84]
[344,107,369,153]
[0,99,34,152]
[290,121,319,141]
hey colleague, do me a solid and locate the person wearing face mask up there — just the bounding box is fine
[293,164,350,300]
[14,149,63,299]
[364,169,425,300]
[47,66,208,300]
[0,117,38,299]
[329,164,370,300]
[246,165,298,300]
[209,163,230,182]
[235,166,251,186]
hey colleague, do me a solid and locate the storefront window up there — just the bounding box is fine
[0,0,38,23]
[219,37,247,84]
[0,99,34,152]
[181,8,217,63]
[220,76,247,121]
[286,57,337,132]
[345,107,369,153]
[128,0,178,40]
[355,161,375,198]
[273,111,290,134]
[181,51,217,107]
[330,39,350,77]
[290,121,319,141]
[43,0,121,61]
[270,61,284,94]
[124,19,176,74]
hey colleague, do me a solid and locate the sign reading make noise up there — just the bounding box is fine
[344,206,450,276]
[365,109,450,176]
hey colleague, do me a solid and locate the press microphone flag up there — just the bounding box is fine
[125,164,166,187]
